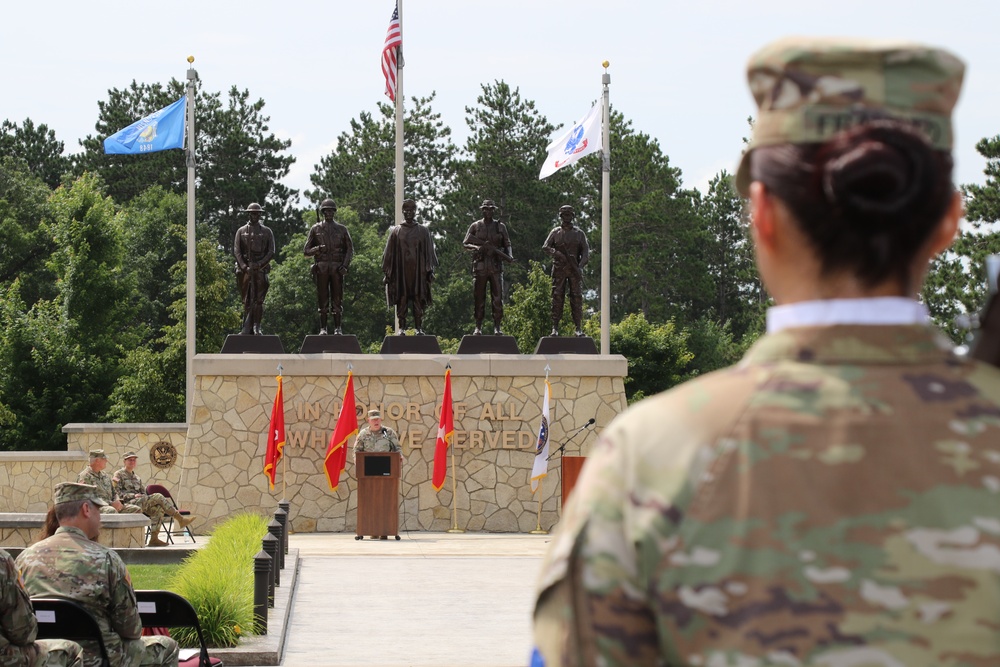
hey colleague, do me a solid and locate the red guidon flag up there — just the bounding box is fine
[432,369,454,491]
[264,375,285,490]
[324,372,359,492]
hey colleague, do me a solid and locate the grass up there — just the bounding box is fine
[129,564,180,591]
[169,512,269,648]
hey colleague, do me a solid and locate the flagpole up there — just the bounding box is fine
[185,57,198,423]
[393,0,405,334]
[447,444,463,533]
[600,61,611,356]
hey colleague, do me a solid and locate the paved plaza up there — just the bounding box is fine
[211,532,550,667]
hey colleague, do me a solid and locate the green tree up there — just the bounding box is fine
[697,170,766,342]
[579,111,709,326]
[308,93,456,231]
[0,156,56,306]
[77,80,300,254]
[0,118,73,189]
[584,312,694,403]
[923,135,1000,342]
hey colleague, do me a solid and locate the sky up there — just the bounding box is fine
[3,1,999,201]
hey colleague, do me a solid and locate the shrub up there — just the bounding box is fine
[169,512,268,647]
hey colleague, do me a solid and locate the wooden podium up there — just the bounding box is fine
[561,456,587,509]
[355,452,401,540]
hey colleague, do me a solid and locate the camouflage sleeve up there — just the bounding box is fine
[0,550,37,645]
[353,429,369,453]
[386,428,401,452]
[533,434,662,666]
[105,552,142,640]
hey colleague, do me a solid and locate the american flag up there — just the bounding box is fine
[381,4,402,101]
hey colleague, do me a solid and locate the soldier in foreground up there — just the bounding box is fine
[16,483,179,667]
[0,548,83,666]
[533,39,1000,665]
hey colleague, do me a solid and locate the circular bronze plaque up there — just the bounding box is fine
[149,441,178,470]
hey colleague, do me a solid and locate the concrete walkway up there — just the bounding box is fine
[221,532,552,667]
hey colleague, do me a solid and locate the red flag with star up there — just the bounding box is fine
[264,375,285,490]
[432,368,453,491]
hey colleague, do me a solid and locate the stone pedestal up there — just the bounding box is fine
[379,335,442,354]
[299,335,363,354]
[456,335,519,354]
[220,334,285,354]
[534,336,598,355]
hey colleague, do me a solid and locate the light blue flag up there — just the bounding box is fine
[103,96,186,155]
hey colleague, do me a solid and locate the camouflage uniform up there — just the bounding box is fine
[77,468,141,517]
[354,426,401,454]
[533,322,1000,665]
[0,548,83,667]
[109,469,171,532]
[15,527,178,667]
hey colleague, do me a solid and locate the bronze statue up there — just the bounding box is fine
[234,202,275,335]
[382,199,438,335]
[304,198,354,335]
[543,204,590,337]
[463,199,513,335]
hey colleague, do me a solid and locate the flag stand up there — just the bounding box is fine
[446,446,463,533]
[530,479,547,535]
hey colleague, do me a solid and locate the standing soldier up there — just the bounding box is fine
[543,205,590,337]
[304,199,354,335]
[234,202,276,335]
[463,199,513,335]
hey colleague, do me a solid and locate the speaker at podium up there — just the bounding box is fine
[355,452,401,540]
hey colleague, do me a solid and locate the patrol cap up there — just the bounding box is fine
[736,37,965,195]
[54,482,108,507]
[124,451,138,460]
[559,205,574,213]
[89,449,107,460]
[368,409,381,419]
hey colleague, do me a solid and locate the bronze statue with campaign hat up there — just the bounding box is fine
[463,199,513,335]
[234,202,275,335]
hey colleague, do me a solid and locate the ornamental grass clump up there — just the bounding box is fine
[169,512,268,647]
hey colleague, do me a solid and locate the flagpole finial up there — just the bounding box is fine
[347,362,353,372]
[187,55,195,64]
[276,363,283,375]
[602,60,609,70]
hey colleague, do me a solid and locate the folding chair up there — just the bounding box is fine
[134,590,221,667]
[146,483,196,544]
[32,596,112,667]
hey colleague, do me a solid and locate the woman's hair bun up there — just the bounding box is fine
[820,129,926,220]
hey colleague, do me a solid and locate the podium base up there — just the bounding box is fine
[446,527,465,534]
[529,529,549,535]
[379,335,442,354]
[533,336,598,355]
[456,335,520,354]
[299,335,363,354]
[220,334,285,354]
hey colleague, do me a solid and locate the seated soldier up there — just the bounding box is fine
[112,452,195,547]
[16,483,179,667]
[77,450,140,516]
[1,548,83,667]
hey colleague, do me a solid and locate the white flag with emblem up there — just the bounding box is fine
[530,380,552,493]
[539,103,602,179]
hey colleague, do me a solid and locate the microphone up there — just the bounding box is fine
[547,418,597,460]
